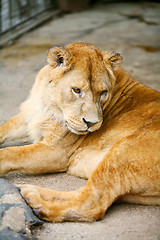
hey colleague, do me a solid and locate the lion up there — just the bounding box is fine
[0,42,160,222]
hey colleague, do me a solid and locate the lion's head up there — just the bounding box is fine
[41,42,122,135]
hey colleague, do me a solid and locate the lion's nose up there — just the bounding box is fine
[82,118,98,129]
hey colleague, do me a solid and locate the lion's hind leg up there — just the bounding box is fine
[20,185,105,222]
[19,147,132,222]
[20,131,160,222]
[20,184,88,222]
[19,184,81,202]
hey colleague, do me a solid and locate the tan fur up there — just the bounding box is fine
[0,42,160,222]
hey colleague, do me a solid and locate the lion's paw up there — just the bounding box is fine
[19,185,48,219]
[20,185,41,206]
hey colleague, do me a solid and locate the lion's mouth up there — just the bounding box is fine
[66,121,102,135]
[66,122,89,135]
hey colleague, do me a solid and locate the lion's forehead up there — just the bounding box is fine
[65,67,109,94]
[52,45,111,97]
[71,50,110,88]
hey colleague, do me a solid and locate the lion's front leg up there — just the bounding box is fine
[0,113,28,145]
[0,142,69,175]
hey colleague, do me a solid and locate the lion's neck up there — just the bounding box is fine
[104,68,160,121]
[104,68,142,119]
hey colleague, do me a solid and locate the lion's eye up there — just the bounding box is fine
[72,88,82,95]
[100,90,108,97]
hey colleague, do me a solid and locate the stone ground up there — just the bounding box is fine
[0,1,160,240]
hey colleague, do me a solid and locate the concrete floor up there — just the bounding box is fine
[0,1,160,240]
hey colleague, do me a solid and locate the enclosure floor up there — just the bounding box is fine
[0,2,160,240]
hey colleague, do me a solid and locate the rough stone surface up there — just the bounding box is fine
[0,2,160,240]
[0,179,43,239]
[0,227,30,240]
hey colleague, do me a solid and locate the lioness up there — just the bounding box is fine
[0,42,160,222]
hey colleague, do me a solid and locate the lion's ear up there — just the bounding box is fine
[47,46,73,69]
[103,51,123,70]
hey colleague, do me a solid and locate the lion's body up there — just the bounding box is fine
[0,43,160,222]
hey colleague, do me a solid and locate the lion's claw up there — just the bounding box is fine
[24,197,29,205]
[33,208,40,216]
